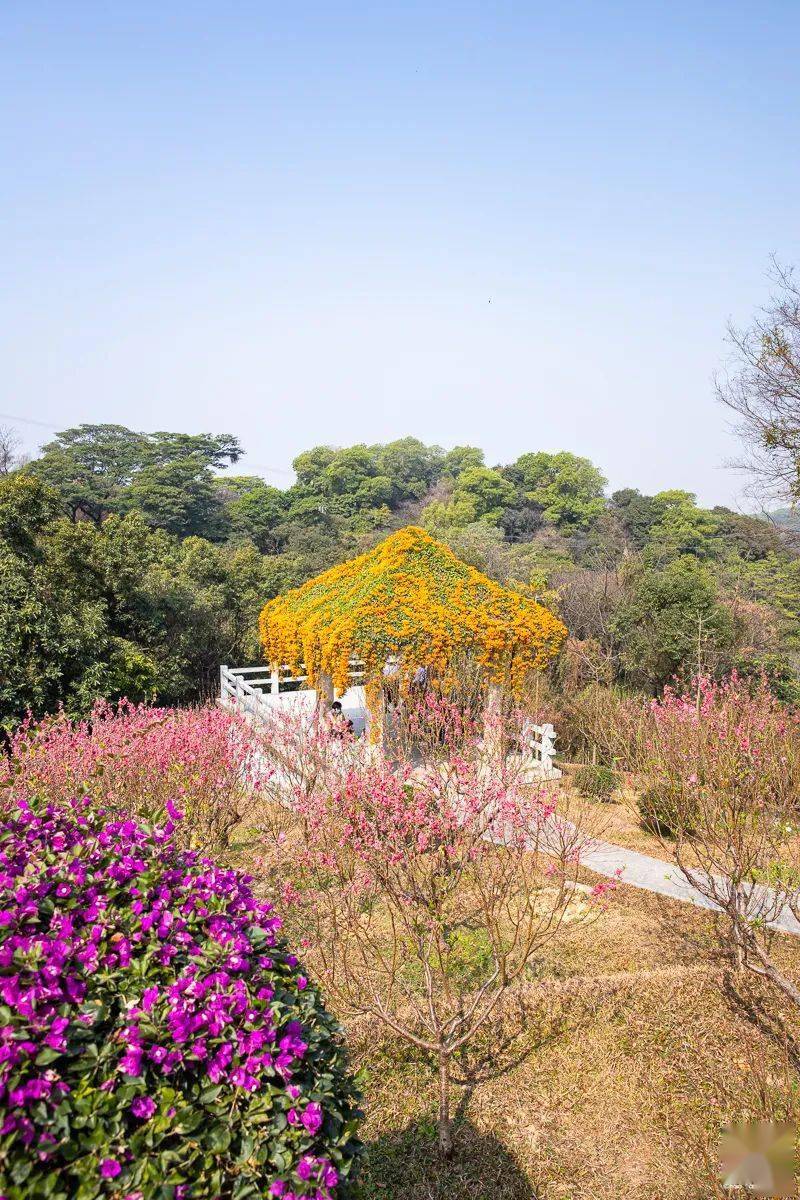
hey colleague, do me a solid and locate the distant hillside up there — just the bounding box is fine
[768,507,800,533]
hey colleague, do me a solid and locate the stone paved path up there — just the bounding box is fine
[580,835,800,937]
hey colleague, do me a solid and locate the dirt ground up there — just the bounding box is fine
[347,879,800,1200]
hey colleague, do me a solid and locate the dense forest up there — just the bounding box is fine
[2,419,799,730]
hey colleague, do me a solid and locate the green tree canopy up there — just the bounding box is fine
[218,476,289,553]
[610,488,664,549]
[121,458,228,540]
[442,445,485,477]
[29,424,242,527]
[612,556,734,690]
[507,451,607,529]
[372,436,444,501]
[645,491,720,561]
[421,468,516,530]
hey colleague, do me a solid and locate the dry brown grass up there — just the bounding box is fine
[241,787,800,1197]
[344,878,800,1200]
[561,778,701,867]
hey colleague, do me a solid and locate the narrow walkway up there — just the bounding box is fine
[581,835,800,937]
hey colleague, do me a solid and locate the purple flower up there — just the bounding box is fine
[0,793,348,1194]
[119,1049,143,1077]
[296,1157,314,1181]
[322,1162,339,1188]
[301,1101,323,1135]
[165,799,184,823]
[140,986,158,1012]
[130,1096,156,1120]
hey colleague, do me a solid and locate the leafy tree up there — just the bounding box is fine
[217,476,289,552]
[290,440,444,521]
[507,451,607,529]
[144,430,242,469]
[30,424,148,524]
[442,444,485,477]
[612,556,735,690]
[711,507,786,561]
[452,467,516,523]
[0,481,288,727]
[120,458,229,539]
[610,488,663,550]
[292,445,338,488]
[0,475,115,726]
[289,445,388,520]
[645,491,720,561]
[372,436,444,501]
[722,551,800,650]
[29,424,242,528]
[0,472,61,554]
[421,468,515,529]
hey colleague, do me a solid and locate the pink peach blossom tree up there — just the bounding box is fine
[257,697,606,1158]
[638,674,800,1000]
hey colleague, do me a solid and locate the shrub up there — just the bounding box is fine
[553,683,645,768]
[0,799,362,1200]
[573,763,619,801]
[637,779,686,836]
[0,701,259,853]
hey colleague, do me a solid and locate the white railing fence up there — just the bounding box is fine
[220,665,559,776]
[524,721,560,779]
[220,662,366,721]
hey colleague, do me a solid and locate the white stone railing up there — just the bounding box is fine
[524,721,560,778]
[220,665,559,776]
[219,662,366,720]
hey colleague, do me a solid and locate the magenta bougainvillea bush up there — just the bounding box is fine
[0,799,362,1200]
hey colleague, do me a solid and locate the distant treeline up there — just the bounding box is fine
[1,424,798,729]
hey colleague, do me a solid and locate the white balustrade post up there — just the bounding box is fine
[270,667,280,696]
[220,665,227,707]
[540,723,556,777]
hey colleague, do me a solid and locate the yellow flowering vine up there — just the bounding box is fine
[259,526,567,693]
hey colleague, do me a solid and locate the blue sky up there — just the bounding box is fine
[2,2,799,505]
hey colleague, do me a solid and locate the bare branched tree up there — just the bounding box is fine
[0,425,23,476]
[717,258,800,503]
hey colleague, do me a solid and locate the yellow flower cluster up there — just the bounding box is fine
[258,526,567,693]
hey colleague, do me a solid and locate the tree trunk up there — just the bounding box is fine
[437,1050,453,1159]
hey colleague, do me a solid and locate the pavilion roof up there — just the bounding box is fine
[259,526,567,691]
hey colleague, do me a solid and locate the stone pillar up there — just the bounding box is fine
[483,683,504,763]
[318,673,335,706]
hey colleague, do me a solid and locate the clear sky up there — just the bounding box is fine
[2,2,799,506]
